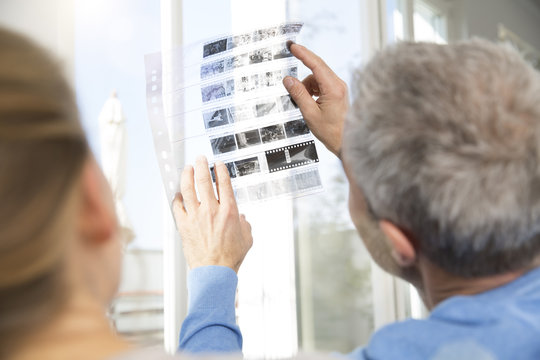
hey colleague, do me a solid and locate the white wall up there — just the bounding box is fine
[460,0,540,49]
[0,0,75,82]
[119,249,163,293]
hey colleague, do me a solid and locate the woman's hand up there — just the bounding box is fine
[283,43,349,157]
[173,156,253,273]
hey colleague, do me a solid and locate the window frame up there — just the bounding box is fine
[160,0,187,353]
[386,0,455,42]
[382,0,460,322]
[160,0,416,353]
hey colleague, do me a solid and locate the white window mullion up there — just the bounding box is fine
[360,0,409,332]
[160,0,188,354]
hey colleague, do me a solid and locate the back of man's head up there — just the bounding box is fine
[343,39,540,277]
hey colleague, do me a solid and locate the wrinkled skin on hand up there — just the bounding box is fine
[173,157,253,273]
[283,43,349,157]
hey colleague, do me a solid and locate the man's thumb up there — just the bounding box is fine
[283,76,317,117]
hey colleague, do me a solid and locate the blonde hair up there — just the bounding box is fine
[0,27,88,357]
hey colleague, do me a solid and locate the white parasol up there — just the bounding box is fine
[98,90,135,244]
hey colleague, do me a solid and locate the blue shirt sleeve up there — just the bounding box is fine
[178,266,243,354]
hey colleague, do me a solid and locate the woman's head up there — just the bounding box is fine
[0,27,122,356]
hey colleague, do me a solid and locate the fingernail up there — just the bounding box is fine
[286,40,295,51]
[283,76,294,90]
[196,155,207,163]
[215,160,224,167]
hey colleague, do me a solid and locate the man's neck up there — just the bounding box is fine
[418,257,526,310]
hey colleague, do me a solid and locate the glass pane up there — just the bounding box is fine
[74,0,165,347]
[387,0,408,42]
[181,1,375,356]
[413,0,447,43]
[386,0,442,321]
[288,0,375,353]
[182,2,298,358]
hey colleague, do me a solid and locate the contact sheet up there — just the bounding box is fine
[145,22,323,204]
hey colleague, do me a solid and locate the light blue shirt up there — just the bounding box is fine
[179,265,540,359]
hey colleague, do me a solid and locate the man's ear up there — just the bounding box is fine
[78,158,115,245]
[379,220,416,267]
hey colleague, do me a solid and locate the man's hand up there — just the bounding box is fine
[172,156,253,273]
[283,43,349,157]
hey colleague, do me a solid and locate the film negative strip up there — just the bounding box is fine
[210,134,238,155]
[265,140,319,173]
[202,23,303,59]
[294,168,323,191]
[210,156,262,182]
[283,118,310,137]
[201,67,298,104]
[209,117,310,155]
[201,42,295,80]
[202,94,298,130]
[268,173,297,197]
[201,79,235,103]
[233,168,323,204]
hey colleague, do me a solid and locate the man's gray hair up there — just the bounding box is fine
[343,39,540,277]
